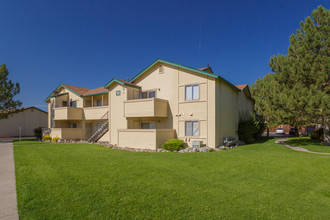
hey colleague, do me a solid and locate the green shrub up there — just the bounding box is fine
[33,127,43,140]
[310,128,324,142]
[43,135,52,141]
[238,113,266,143]
[52,136,60,142]
[162,139,186,152]
[209,148,215,152]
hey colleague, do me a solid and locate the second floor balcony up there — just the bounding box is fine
[124,98,168,118]
[84,106,109,120]
[54,107,83,120]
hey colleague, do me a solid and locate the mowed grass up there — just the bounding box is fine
[14,139,330,219]
[286,137,330,153]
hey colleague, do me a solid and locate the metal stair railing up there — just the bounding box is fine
[87,111,109,142]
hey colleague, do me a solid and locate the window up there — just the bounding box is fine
[148,91,156,98]
[69,123,77,128]
[96,100,102,106]
[141,122,156,129]
[185,121,199,136]
[185,85,199,100]
[140,90,156,99]
[62,101,68,107]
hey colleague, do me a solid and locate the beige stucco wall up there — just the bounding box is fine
[108,84,128,145]
[238,92,254,119]
[0,108,48,137]
[117,129,175,149]
[124,98,168,118]
[215,81,239,146]
[83,106,108,120]
[50,128,83,139]
[98,130,110,142]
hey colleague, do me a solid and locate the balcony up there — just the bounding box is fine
[124,98,168,118]
[54,107,83,120]
[46,128,83,139]
[83,106,109,120]
[117,129,175,149]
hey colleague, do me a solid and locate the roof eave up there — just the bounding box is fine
[129,58,240,92]
[44,84,83,103]
[104,78,141,89]
[82,92,108,97]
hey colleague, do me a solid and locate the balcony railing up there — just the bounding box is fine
[54,107,83,120]
[124,98,168,118]
[83,106,109,120]
[117,129,175,149]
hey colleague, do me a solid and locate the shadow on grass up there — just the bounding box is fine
[285,138,320,147]
[241,137,275,146]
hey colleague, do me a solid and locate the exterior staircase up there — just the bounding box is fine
[87,111,109,142]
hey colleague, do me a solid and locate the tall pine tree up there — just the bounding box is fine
[0,64,22,119]
[252,5,330,143]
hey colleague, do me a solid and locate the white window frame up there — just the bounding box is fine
[185,84,199,101]
[185,121,199,137]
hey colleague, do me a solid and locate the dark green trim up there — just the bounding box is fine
[104,78,141,89]
[129,58,240,92]
[51,92,68,98]
[44,84,64,103]
[241,86,255,104]
[44,84,82,103]
[82,92,108,97]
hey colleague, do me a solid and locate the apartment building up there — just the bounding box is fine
[44,59,254,149]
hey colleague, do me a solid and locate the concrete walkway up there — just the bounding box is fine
[275,138,330,155]
[0,141,19,220]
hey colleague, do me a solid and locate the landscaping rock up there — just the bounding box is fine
[199,146,211,152]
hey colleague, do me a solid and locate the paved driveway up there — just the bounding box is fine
[0,141,19,220]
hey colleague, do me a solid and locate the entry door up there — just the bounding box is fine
[85,123,92,138]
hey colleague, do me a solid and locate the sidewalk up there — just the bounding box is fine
[275,138,330,155]
[0,141,19,220]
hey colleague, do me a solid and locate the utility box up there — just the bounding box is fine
[192,141,202,148]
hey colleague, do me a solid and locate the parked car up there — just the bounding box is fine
[289,128,296,135]
[276,128,285,134]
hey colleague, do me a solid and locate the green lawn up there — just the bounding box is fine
[14,139,330,219]
[286,137,330,153]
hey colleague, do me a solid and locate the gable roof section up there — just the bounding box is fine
[83,87,108,96]
[235,84,255,103]
[104,78,141,89]
[128,58,240,92]
[62,84,91,96]
[198,66,214,73]
[235,84,248,90]
[1,106,48,115]
[45,84,108,102]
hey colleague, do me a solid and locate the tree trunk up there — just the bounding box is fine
[267,126,269,138]
[323,122,330,146]
[295,126,299,137]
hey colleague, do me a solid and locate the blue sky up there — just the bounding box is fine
[0,0,328,111]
